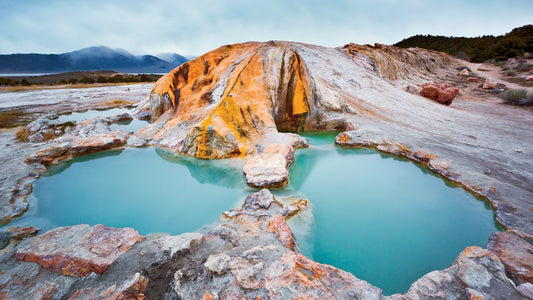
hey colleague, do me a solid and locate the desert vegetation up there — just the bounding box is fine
[500,88,533,105]
[0,71,162,86]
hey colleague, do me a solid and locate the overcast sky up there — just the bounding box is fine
[1,0,531,56]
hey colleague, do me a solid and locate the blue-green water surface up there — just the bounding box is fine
[11,132,498,295]
[286,133,498,295]
[18,148,249,235]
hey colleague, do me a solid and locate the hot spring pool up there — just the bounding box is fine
[9,132,499,294]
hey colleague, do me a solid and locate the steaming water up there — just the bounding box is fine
[8,132,498,294]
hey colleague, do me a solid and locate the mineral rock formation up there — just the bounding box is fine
[16,224,144,277]
[487,228,533,285]
[391,246,524,299]
[136,41,455,159]
[24,117,130,165]
[419,83,459,105]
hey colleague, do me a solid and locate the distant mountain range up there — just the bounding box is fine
[0,46,190,73]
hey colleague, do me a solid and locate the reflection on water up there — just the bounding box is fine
[285,132,498,295]
[10,132,499,295]
[14,147,248,235]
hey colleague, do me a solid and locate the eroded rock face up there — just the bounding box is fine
[487,228,533,285]
[419,83,459,105]
[136,41,458,160]
[16,224,144,277]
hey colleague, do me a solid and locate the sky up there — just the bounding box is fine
[0,0,531,56]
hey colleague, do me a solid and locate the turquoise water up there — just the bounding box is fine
[12,132,498,295]
[286,133,498,295]
[20,148,249,235]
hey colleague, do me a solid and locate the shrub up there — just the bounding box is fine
[505,70,517,76]
[97,76,108,83]
[21,79,30,86]
[68,78,78,84]
[79,77,95,84]
[500,89,533,105]
[502,65,511,71]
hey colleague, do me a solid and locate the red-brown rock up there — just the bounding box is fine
[420,83,459,105]
[267,215,297,251]
[487,228,533,285]
[16,224,144,277]
[69,272,148,299]
[467,77,479,82]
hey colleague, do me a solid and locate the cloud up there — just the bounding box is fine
[0,0,531,56]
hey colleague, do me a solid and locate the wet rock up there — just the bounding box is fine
[483,78,497,89]
[25,143,70,165]
[8,226,38,240]
[393,247,523,299]
[16,224,144,277]
[413,150,437,163]
[243,153,290,188]
[420,83,459,105]
[335,130,380,148]
[487,228,533,285]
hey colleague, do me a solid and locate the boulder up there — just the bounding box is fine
[487,228,533,285]
[483,78,497,89]
[243,153,290,188]
[16,224,144,277]
[526,76,533,81]
[420,83,459,105]
[467,77,479,82]
[264,144,295,167]
[393,247,524,299]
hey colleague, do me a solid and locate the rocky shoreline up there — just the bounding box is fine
[1,41,532,298]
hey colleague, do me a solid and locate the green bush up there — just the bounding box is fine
[68,78,78,84]
[505,70,517,76]
[501,89,533,105]
[97,76,108,83]
[502,65,511,71]
[79,77,95,84]
[21,79,30,86]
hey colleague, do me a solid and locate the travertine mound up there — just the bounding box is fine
[136,41,458,159]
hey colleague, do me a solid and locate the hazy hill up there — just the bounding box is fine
[0,46,189,73]
[156,53,189,66]
[394,25,533,62]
